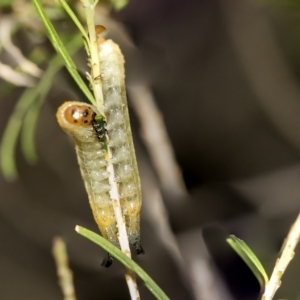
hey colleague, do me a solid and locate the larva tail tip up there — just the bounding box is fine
[101,253,114,268]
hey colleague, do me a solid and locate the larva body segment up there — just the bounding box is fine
[56,101,119,247]
[98,40,143,253]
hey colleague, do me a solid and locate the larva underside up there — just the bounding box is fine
[56,102,119,248]
[98,40,143,254]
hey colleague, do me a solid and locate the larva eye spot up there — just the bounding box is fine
[64,105,95,126]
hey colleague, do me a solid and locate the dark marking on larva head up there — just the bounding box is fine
[64,105,95,126]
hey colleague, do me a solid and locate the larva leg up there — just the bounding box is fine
[92,114,107,142]
[101,253,114,268]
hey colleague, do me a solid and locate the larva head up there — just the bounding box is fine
[56,102,98,141]
[64,104,95,126]
[57,101,95,127]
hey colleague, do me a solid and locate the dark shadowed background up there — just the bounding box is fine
[1,0,300,299]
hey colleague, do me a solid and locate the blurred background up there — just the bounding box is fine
[1,0,300,299]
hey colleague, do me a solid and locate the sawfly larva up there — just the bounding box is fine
[56,102,119,254]
[56,35,144,260]
[97,38,144,255]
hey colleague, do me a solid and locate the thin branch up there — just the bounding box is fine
[0,61,35,86]
[52,237,77,300]
[189,257,223,300]
[0,15,43,77]
[128,85,187,198]
[262,213,300,300]
[80,1,140,298]
[81,0,104,114]
[108,152,140,300]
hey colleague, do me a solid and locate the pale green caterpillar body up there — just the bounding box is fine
[56,102,119,249]
[56,39,143,257]
[98,40,143,254]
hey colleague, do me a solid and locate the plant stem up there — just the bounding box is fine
[80,1,140,298]
[52,237,77,300]
[81,0,104,114]
[76,226,170,300]
[262,213,300,300]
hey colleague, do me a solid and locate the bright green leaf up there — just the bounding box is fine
[227,234,268,289]
[76,226,170,300]
[31,0,95,105]
[57,0,90,54]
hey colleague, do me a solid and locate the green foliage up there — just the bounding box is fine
[227,234,268,290]
[0,36,83,181]
[58,0,90,54]
[110,0,128,10]
[31,0,95,105]
[0,0,15,7]
[76,226,170,300]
